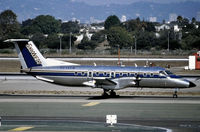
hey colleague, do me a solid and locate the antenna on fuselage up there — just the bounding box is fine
[134,63,137,67]
[146,60,149,67]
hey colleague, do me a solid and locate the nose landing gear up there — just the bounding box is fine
[173,88,178,98]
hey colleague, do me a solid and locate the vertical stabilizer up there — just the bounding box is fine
[4,39,46,68]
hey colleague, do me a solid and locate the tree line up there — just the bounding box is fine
[104,15,200,51]
[0,9,200,52]
[0,10,79,50]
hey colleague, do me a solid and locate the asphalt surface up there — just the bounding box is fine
[0,95,200,132]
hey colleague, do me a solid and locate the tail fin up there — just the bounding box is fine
[4,39,79,69]
[4,39,46,68]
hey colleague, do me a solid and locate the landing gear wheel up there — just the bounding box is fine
[110,90,116,97]
[102,92,109,97]
[173,93,178,98]
[101,90,119,98]
[110,90,119,98]
[173,90,178,98]
[102,89,109,97]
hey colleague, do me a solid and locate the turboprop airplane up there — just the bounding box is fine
[4,39,196,97]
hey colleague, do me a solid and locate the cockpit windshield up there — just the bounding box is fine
[159,71,167,76]
[165,70,174,75]
[159,70,174,76]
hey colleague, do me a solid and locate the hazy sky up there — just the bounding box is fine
[73,0,200,5]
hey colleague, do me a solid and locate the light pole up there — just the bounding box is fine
[58,33,63,55]
[69,32,72,54]
[133,36,137,55]
[167,31,170,52]
[117,45,120,66]
[131,46,132,54]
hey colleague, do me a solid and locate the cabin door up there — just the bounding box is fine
[159,71,167,87]
[110,71,115,78]
[87,70,93,80]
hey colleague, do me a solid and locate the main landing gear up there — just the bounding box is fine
[102,89,119,98]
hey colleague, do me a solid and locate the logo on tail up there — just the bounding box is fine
[26,43,42,65]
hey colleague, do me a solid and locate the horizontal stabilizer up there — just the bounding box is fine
[45,58,79,66]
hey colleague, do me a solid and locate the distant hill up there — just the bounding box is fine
[0,0,200,22]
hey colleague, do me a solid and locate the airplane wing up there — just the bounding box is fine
[95,77,118,85]
[83,77,137,89]
[82,77,116,87]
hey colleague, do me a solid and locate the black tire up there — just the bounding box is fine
[102,92,109,97]
[110,91,116,97]
[173,94,178,98]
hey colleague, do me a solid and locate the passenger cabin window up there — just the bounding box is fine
[81,72,85,75]
[135,73,138,76]
[124,73,128,76]
[75,72,78,75]
[120,73,123,76]
[95,72,99,76]
[104,72,107,76]
[143,73,147,76]
[150,73,154,77]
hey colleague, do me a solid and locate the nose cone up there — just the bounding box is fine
[170,77,196,88]
[175,79,196,88]
[189,81,196,88]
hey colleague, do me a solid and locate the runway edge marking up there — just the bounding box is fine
[82,102,100,107]
[9,126,34,131]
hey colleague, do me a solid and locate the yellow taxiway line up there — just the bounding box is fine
[82,102,100,107]
[9,126,33,131]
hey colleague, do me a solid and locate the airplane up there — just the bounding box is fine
[4,39,196,98]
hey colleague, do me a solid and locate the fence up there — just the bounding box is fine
[0,48,197,57]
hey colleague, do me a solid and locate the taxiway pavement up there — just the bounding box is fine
[0,95,200,132]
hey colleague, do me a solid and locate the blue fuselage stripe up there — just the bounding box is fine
[29,66,182,79]
[28,71,181,79]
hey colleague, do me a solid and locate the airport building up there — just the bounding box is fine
[149,17,157,22]
[196,11,200,21]
[169,13,177,22]
[189,51,200,70]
